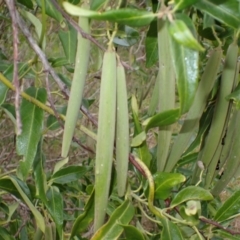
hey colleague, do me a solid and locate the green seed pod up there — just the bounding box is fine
[201,42,239,188]
[94,48,117,232]
[116,59,129,197]
[60,3,91,168]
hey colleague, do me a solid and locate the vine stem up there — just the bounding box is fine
[133,156,163,218]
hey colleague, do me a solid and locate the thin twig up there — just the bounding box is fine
[199,216,240,236]
[5,0,22,135]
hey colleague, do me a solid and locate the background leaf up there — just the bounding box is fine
[17,87,47,180]
[194,0,240,29]
[58,23,77,64]
[214,190,240,222]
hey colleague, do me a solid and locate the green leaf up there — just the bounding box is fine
[71,190,94,237]
[17,87,47,180]
[143,108,180,132]
[58,23,77,64]
[154,172,186,200]
[0,176,45,233]
[174,0,198,11]
[169,20,205,51]
[194,0,240,29]
[161,218,184,240]
[91,0,109,11]
[170,186,213,208]
[214,190,240,222]
[91,200,135,240]
[36,0,63,22]
[131,131,146,147]
[45,187,63,238]
[49,166,89,185]
[17,0,33,9]
[63,2,156,27]
[170,37,199,114]
[120,224,145,240]
[145,20,158,68]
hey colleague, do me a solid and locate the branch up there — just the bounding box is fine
[200,216,240,236]
[5,0,22,135]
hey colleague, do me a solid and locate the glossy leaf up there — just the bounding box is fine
[45,187,63,238]
[169,20,204,51]
[58,23,77,64]
[131,131,146,147]
[154,172,186,200]
[174,0,198,11]
[143,108,180,132]
[170,186,213,208]
[161,218,184,240]
[36,0,63,22]
[170,37,199,114]
[194,0,240,29]
[0,176,45,232]
[120,224,145,240]
[91,200,135,240]
[214,190,240,222]
[49,166,89,184]
[17,87,47,180]
[71,190,94,237]
[63,2,156,27]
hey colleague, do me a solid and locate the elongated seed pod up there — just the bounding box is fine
[116,59,129,197]
[94,48,117,232]
[157,18,175,171]
[60,2,90,163]
[166,47,222,173]
[204,42,239,188]
[211,110,240,196]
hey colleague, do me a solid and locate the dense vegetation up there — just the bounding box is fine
[0,0,240,239]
